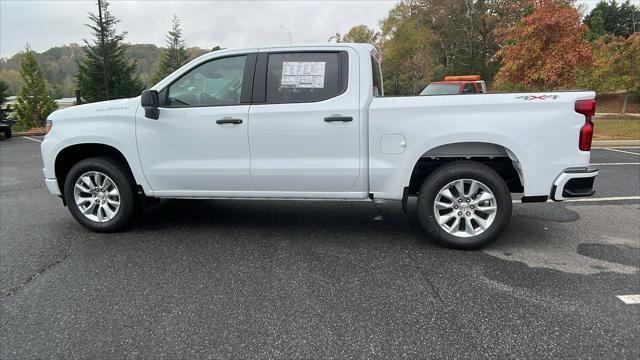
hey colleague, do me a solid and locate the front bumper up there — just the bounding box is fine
[45,178,61,196]
[550,168,598,201]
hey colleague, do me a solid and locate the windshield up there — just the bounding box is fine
[420,83,460,95]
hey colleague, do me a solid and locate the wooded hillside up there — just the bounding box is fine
[0,43,208,98]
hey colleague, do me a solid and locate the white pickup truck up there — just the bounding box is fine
[41,43,598,249]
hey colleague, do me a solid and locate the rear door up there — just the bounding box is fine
[247,49,361,192]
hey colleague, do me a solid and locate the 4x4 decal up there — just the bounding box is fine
[515,95,559,100]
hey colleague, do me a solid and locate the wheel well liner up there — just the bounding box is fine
[54,143,135,195]
[408,155,524,195]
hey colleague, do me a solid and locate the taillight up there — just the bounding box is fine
[45,119,53,134]
[575,99,595,151]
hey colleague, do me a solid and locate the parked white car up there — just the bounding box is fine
[41,43,598,249]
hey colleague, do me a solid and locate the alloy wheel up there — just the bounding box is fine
[433,178,497,238]
[73,171,121,223]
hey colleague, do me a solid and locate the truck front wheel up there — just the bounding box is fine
[63,157,136,232]
[417,161,512,249]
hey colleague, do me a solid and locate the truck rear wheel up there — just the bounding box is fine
[417,161,512,249]
[63,157,136,232]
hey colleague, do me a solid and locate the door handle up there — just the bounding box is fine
[216,118,243,125]
[324,116,353,122]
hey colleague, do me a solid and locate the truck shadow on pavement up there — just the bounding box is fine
[133,198,582,248]
[136,198,427,244]
[124,197,639,276]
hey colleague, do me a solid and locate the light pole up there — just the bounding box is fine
[280,25,292,44]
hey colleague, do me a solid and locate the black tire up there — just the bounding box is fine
[417,161,512,250]
[63,157,137,232]
[4,130,11,138]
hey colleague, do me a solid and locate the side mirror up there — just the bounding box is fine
[141,90,159,120]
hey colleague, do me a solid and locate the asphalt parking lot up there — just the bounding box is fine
[1,136,639,359]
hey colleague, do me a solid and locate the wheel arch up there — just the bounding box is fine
[54,143,144,197]
[406,141,525,196]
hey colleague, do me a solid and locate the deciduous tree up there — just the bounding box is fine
[414,0,502,84]
[331,25,379,44]
[577,33,639,111]
[494,0,592,90]
[13,47,57,129]
[379,2,436,94]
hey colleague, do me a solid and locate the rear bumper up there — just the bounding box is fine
[550,168,598,201]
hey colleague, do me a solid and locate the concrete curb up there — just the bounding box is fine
[593,140,640,147]
[596,113,640,120]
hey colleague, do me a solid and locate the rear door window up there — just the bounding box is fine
[265,52,346,103]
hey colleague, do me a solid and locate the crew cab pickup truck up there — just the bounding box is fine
[41,43,598,249]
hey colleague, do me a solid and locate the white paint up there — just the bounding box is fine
[590,162,640,166]
[23,136,42,143]
[604,148,640,156]
[617,295,640,304]
[137,104,254,192]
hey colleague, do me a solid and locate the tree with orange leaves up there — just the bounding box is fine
[493,0,592,91]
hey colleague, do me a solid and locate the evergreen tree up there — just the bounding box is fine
[13,47,57,129]
[153,15,190,83]
[0,79,9,120]
[0,79,8,106]
[77,0,143,102]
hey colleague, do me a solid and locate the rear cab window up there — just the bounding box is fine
[462,83,475,94]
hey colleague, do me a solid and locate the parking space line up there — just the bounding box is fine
[513,196,640,204]
[23,136,43,143]
[616,295,640,304]
[591,162,640,166]
[564,196,640,202]
[604,148,640,156]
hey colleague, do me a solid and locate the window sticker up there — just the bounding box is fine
[281,61,326,88]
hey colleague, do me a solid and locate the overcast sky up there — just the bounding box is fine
[0,0,605,59]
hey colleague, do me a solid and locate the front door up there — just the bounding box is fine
[136,54,255,195]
